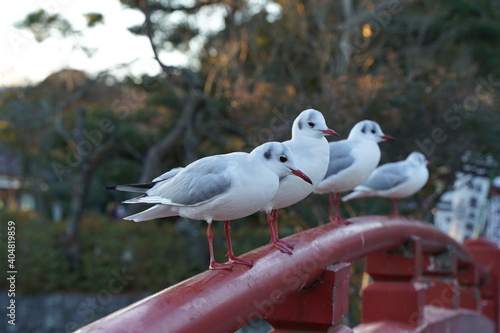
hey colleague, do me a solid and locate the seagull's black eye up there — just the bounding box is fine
[279,155,288,163]
[371,128,376,134]
[307,122,315,128]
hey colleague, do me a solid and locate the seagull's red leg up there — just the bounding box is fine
[224,220,253,267]
[391,198,400,217]
[271,210,294,250]
[267,210,293,255]
[329,192,341,223]
[329,192,336,221]
[207,223,234,271]
[336,192,341,218]
[329,192,350,226]
[336,193,352,225]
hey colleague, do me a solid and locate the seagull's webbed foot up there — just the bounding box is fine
[330,216,351,227]
[226,254,253,267]
[329,215,340,223]
[209,262,234,271]
[339,219,352,226]
[271,240,294,255]
[277,239,294,250]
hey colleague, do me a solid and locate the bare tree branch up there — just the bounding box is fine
[138,92,203,182]
[53,75,102,142]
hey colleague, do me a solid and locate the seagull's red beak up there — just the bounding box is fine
[381,135,397,142]
[322,128,340,137]
[289,168,313,184]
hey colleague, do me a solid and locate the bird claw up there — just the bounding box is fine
[276,239,294,250]
[329,215,341,223]
[272,241,294,255]
[330,217,351,227]
[209,262,234,271]
[227,255,254,267]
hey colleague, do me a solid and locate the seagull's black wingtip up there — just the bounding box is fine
[104,185,117,190]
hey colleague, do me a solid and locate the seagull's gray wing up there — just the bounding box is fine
[107,168,184,194]
[361,163,408,191]
[150,156,232,206]
[324,142,355,179]
[152,167,183,182]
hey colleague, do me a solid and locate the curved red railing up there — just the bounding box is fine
[76,216,500,333]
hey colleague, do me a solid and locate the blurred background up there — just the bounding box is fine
[1,0,500,332]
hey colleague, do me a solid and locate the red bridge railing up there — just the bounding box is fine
[76,216,500,333]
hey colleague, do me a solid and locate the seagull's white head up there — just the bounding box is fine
[407,152,429,168]
[291,109,339,139]
[348,120,396,143]
[252,142,312,184]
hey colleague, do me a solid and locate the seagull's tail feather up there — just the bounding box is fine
[123,204,178,222]
[123,195,171,205]
[342,191,369,202]
[104,181,157,194]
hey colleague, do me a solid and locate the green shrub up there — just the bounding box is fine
[0,211,193,293]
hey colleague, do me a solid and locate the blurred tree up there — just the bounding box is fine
[15,9,76,42]
[0,70,134,270]
[2,0,499,294]
[113,0,500,225]
[12,11,110,269]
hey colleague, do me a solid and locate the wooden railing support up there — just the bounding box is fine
[266,262,352,332]
[464,239,500,333]
[362,236,425,326]
[75,216,498,333]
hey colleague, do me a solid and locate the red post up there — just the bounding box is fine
[424,247,459,309]
[266,262,352,332]
[457,261,482,311]
[357,235,496,333]
[464,239,500,333]
[362,236,426,326]
[425,279,460,309]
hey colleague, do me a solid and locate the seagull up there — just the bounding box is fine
[262,109,339,255]
[342,152,429,216]
[105,142,312,271]
[314,120,395,223]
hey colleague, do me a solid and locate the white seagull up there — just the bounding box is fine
[105,142,312,271]
[262,109,339,254]
[314,120,395,223]
[342,152,429,216]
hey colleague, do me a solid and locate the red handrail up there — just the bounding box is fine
[75,216,498,333]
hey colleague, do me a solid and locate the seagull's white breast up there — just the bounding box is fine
[265,136,330,211]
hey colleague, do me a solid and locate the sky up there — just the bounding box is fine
[0,1,281,88]
[0,0,181,87]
